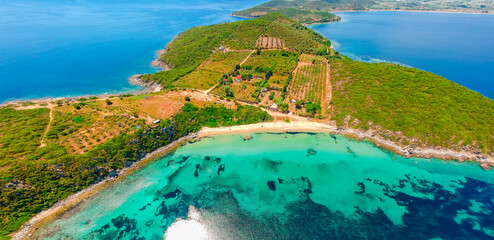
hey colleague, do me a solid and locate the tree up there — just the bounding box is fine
[266,71,273,80]
[224,87,234,98]
[185,96,191,101]
[305,102,321,116]
[256,49,261,55]
[279,103,289,113]
[105,99,113,105]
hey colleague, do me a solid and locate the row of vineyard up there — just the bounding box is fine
[300,54,326,64]
[255,36,284,49]
[287,63,327,104]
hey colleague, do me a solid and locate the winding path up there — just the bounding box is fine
[239,49,256,66]
[14,103,55,148]
[201,49,257,95]
[39,108,53,148]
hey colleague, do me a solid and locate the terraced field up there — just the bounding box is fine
[256,36,284,49]
[63,116,138,154]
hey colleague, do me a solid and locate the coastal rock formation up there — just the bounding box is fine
[128,74,162,93]
[151,49,172,71]
[108,170,118,178]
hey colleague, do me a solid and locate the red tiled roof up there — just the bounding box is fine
[236,75,242,79]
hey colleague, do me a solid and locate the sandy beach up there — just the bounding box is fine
[198,121,494,167]
[11,120,494,239]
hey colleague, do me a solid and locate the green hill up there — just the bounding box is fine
[141,13,332,88]
[232,0,344,24]
[330,58,494,153]
[144,12,493,155]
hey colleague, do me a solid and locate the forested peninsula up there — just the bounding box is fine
[233,0,493,24]
[1,12,493,239]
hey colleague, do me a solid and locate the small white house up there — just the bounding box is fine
[153,119,161,124]
[270,103,278,109]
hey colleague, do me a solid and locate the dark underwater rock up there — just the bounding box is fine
[164,189,181,199]
[267,181,276,191]
[217,164,225,175]
[307,148,317,157]
[194,164,200,177]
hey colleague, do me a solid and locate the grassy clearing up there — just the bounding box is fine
[175,69,223,90]
[0,108,50,170]
[199,51,251,73]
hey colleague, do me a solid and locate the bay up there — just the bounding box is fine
[33,133,494,239]
[310,11,494,99]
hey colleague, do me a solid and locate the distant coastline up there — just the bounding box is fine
[333,9,494,15]
[232,8,492,27]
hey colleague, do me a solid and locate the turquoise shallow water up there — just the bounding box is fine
[35,133,494,239]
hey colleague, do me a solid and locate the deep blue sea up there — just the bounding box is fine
[0,0,264,103]
[310,11,494,99]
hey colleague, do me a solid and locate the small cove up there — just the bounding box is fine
[33,133,494,239]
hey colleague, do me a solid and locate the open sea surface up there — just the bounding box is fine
[310,11,494,99]
[0,0,264,103]
[33,133,494,239]
[1,3,493,102]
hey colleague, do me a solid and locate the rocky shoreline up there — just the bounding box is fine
[128,74,163,92]
[151,49,172,71]
[12,133,199,240]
